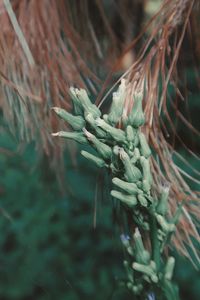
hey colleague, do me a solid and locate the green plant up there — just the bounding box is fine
[52,80,186,299]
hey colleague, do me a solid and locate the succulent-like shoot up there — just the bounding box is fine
[128,91,145,127]
[52,131,87,144]
[81,151,106,168]
[119,148,142,182]
[83,128,112,160]
[85,113,106,138]
[52,107,85,130]
[138,194,148,207]
[156,214,175,233]
[126,125,137,143]
[96,118,126,143]
[164,257,175,280]
[134,228,150,264]
[140,156,153,192]
[139,132,151,158]
[130,148,140,164]
[69,87,83,115]
[70,87,101,118]
[107,79,126,125]
[157,186,170,215]
[132,261,158,283]
[112,177,138,195]
[111,190,137,207]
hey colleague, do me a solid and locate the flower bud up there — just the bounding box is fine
[119,148,142,182]
[130,148,140,164]
[81,151,106,168]
[134,229,150,264]
[138,132,151,158]
[52,131,87,144]
[111,190,137,207]
[96,118,126,143]
[107,79,126,125]
[52,107,85,130]
[83,128,112,160]
[140,157,153,190]
[128,91,145,127]
[69,87,83,115]
[126,125,137,143]
[138,194,148,207]
[75,88,101,118]
[156,214,175,233]
[112,177,138,194]
[156,186,170,215]
[164,257,175,280]
[132,262,158,283]
[85,113,106,138]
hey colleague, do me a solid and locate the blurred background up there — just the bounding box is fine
[0,0,200,299]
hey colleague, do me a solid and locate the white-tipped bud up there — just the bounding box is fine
[52,131,87,144]
[83,128,112,160]
[119,149,142,183]
[107,79,127,124]
[128,91,145,128]
[52,107,85,130]
[81,151,106,168]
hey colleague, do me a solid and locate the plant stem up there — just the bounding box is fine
[149,211,160,271]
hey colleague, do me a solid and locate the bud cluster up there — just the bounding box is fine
[52,80,181,299]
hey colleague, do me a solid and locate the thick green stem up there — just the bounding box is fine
[149,211,160,271]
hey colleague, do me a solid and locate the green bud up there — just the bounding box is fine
[133,214,150,231]
[113,145,120,155]
[138,132,151,158]
[138,194,148,207]
[126,125,137,143]
[83,128,112,160]
[81,151,106,168]
[128,91,145,127]
[130,148,140,164]
[156,186,170,215]
[107,79,126,125]
[52,131,87,144]
[140,156,153,190]
[156,214,175,233]
[52,107,85,131]
[96,118,126,143]
[111,190,137,207]
[103,114,108,122]
[132,262,158,283]
[142,179,151,193]
[133,228,150,264]
[112,177,138,194]
[69,87,83,115]
[75,88,101,118]
[85,113,106,138]
[165,257,175,280]
[119,148,142,182]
